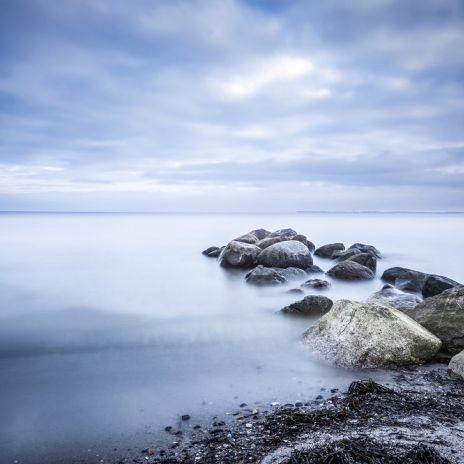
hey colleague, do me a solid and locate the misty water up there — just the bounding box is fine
[1,212,463,463]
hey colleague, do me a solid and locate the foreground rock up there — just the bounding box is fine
[314,242,345,258]
[366,284,421,311]
[348,242,382,258]
[281,295,333,316]
[302,300,441,368]
[326,261,374,280]
[405,285,464,353]
[422,274,461,298]
[245,265,306,286]
[301,278,331,289]
[448,350,464,380]
[218,241,261,268]
[257,240,312,269]
[347,252,377,272]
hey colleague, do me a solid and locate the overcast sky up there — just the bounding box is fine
[1,0,463,211]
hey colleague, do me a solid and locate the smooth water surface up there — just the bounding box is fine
[0,213,463,463]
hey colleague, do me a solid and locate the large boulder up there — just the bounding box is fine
[326,261,374,281]
[381,267,428,289]
[302,300,442,368]
[347,253,377,273]
[366,284,421,312]
[314,243,345,258]
[422,274,461,298]
[348,243,382,258]
[245,265,306,286]
[448,350,464,380]
[218,241,261,268]
[281,295,333,316]
[257,240,312,269]
[404,285,464,354]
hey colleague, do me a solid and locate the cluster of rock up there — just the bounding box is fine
[203,228,464,378]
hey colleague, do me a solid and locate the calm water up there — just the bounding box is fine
[0,213,463,463]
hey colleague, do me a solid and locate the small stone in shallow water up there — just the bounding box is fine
[164,426,172,432]
[181,414,191,421]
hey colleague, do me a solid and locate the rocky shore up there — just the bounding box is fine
[117,226,464,463]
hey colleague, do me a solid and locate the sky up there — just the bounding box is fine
[0,0,463,212]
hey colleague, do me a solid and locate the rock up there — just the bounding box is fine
[448,349,464,380]
[366,284,421,311]
[395,278,422,293]
[382,267,428,289]
[281,295,333,316]
[293,234,315,253]
[245,265,307,286]
[332,249,361,261]
[302,299,442,368]
[286,288,305,295]
[218,241,261,268]
[314,243,345,258]
[301,279,331,289]
[268,228,298,239]
[207,246,224,258]
[256,236,282,249]
[404,285,464,353]
[348,243,382,258]
[257,240,313,269]
[347,253,377,272]
[234,229,270,244]
[326,261,374,281]
[202,246,220,256]
[181,414,191,421]
[305,264,324,274]
[422,274,461,298]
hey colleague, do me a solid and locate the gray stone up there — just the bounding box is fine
[332,249,361,261]
[207,247,224,258]
[422,274,461,298]
[218,241,261,268]
[301,279,331,289]
[348,252,377,273]
[293,234,315,253]
[245,265,307,286]
[268,228,298,239]
[314,243,345,258]
[395,278,422,293]
[257,240,313,269]
[448,349,464,380]
[348,243,382,258]
[202,246,220,256]
[302,300,441,368]
[281,295,333,316]
[382,267,428,289]
[326,261,374,281]
[404,285,464,354]
[233,228,271,244]
[305,265,324,274]
[366,284,421,311]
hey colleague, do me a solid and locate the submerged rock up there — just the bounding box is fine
[257,240,312,269]
[314,243,345,259]
[326,261,374,281]
[405,285,464,354]
[395,278,422,293]
[347,252,377,272]
[281,295,333,316]
[366,284,421,311]
[219,241,261,268]
[245,265,306,286]
[348,243,382,258]
[202,246,220,256]
[422,274,461,298]
[382,267,428,289]
[302,299,441,368]
[448,349,464,380]
[305,264,324,274]
[301,279,331,289]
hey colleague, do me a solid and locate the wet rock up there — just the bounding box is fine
[405,285,464,354]
[305,264,324,274]
[348,243,382,258]
[293,234,315,253]
[281,295,333,316]
[257,240,312,269]
[302,299,441,368]
[268,228,298,239]
[448,349,464,380]
[347,252,376,273]
[382,267,428,289]
[245,265,306,286]
[256,230,314,252]
[202,246,220,256]
[218,241,261,268]
[286,288,305,294]
[366,284,421,311]
[332,248,361,261]
[395,278,422,293]
[314,243,345,258]
[301,279,331,289]
[234,229,270,244]
[181,414,190,421]
[326,261,374,281]
[422,274,461,298]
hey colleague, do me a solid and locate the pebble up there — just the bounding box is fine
[181,414,191,421]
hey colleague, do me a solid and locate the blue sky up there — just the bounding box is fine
[1,0,463,211]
